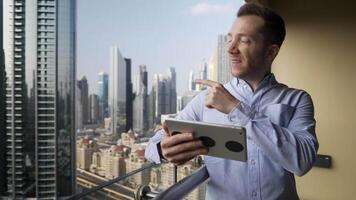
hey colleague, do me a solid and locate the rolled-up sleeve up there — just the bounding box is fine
[145,91,205,163]
[227,91,318,176]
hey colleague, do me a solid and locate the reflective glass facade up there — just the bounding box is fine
[3,0,76,199]
[109,46,127,138]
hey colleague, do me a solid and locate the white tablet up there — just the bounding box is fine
[164,118,247,162]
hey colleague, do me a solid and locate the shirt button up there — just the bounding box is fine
[252,190,257,197]
[250,159,255,165]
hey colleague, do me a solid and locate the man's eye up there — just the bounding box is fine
[240,38,250,43]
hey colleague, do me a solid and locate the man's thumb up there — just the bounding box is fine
[162,121,170,136]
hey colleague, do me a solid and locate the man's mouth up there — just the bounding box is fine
[230,57,242,66]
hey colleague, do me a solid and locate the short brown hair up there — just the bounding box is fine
[237,3,286,47]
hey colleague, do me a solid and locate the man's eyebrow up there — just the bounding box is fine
[227,33,249,37]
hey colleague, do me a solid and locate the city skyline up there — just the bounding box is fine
[77,0,244,96]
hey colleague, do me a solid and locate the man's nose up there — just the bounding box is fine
[228,41,239,55]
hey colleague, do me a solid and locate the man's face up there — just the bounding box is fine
[228,15,268,79]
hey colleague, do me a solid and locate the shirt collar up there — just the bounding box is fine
[234,73,277,91]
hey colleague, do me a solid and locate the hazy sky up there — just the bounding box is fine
[77,0,244,95]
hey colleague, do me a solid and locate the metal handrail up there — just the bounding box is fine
[66,162,162,200]
[152,166,209,200]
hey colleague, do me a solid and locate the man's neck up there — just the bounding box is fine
[243,71,271,92]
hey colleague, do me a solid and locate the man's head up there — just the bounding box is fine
[228,3,286,80]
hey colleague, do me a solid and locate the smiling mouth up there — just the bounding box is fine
[230,58,242,64]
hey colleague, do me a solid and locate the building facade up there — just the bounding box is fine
[153,73,177,124]
[109,46,127,138]
[3,0,76,198]
[209,34,232,84]
[98,72,108,121]
[89,94,99,124]
[77,76,89,125]
[0,0,6,195]
[133,65,148,133]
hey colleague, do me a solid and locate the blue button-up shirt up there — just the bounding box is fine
[145,74,318,200]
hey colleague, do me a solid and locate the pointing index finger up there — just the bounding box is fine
[195,79,220,87]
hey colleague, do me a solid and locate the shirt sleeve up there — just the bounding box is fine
[227,91,319,176]
[145,92,205,163]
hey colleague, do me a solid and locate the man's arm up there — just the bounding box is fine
[228,91,318,176]
[195,79,318,176]
[145,92,206,164]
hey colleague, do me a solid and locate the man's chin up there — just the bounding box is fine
[231,70,246,78]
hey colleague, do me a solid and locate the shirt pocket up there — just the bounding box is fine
[264,103,295,127]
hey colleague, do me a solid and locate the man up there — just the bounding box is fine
[145,3,318,200]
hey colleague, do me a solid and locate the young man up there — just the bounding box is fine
[145,3,318,200]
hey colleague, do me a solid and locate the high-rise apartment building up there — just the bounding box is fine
[153,74,172,123]
[125,58,133,132]
[98,72,109,121]
[77,76,89,125]
[168,67,177,114]
[209,34,232,84]
[3,0,76,199]
[89,94,100,124]
[109,46,126,138]
[188,70,196,91]
[133,65,148,133]
[0,0,6,195]
[196,61,208,91]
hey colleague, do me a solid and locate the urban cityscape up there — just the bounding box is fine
[0,0,241,199]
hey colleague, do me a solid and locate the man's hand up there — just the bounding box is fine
[195,79,240,114]
[160,121,208,165]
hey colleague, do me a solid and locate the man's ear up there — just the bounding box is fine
[266,44,280,62]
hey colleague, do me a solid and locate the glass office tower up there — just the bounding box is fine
[3,0,76,199]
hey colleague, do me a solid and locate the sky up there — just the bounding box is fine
[77,0,245,95]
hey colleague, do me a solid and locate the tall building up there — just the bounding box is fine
[209,34,232,84]
[77,76,89,125]
[188,70,196,91]
[168,67,177,114]
[3,0,76,199]
[109,46,127,138]
[153,74,171,123]
[147,86,156,130]
[151,70,177,124]
[196,60,208,91]
[133,65,148,133]
[98,72,109,121]
[0,0,6,195]
[89,94,100,124]
[75,84,83,130]
[125,58,133,132]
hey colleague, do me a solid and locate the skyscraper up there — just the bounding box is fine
[77,76,89,125]
[98,72,109,121]
[209,34,232,84]
[75,84,83,130]
[148,85,156,130]
[109,46,127,138]
[89,94,100,124]
[133,65,148,133]
[196,60,208,91]
[3,0,76,199]
[0,0,6,195]
[153,73,176,124]
[188,70,196,91]
[168,67,177,114]
[125,58,133,132]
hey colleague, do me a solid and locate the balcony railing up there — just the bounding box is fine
[67,161,208,200]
